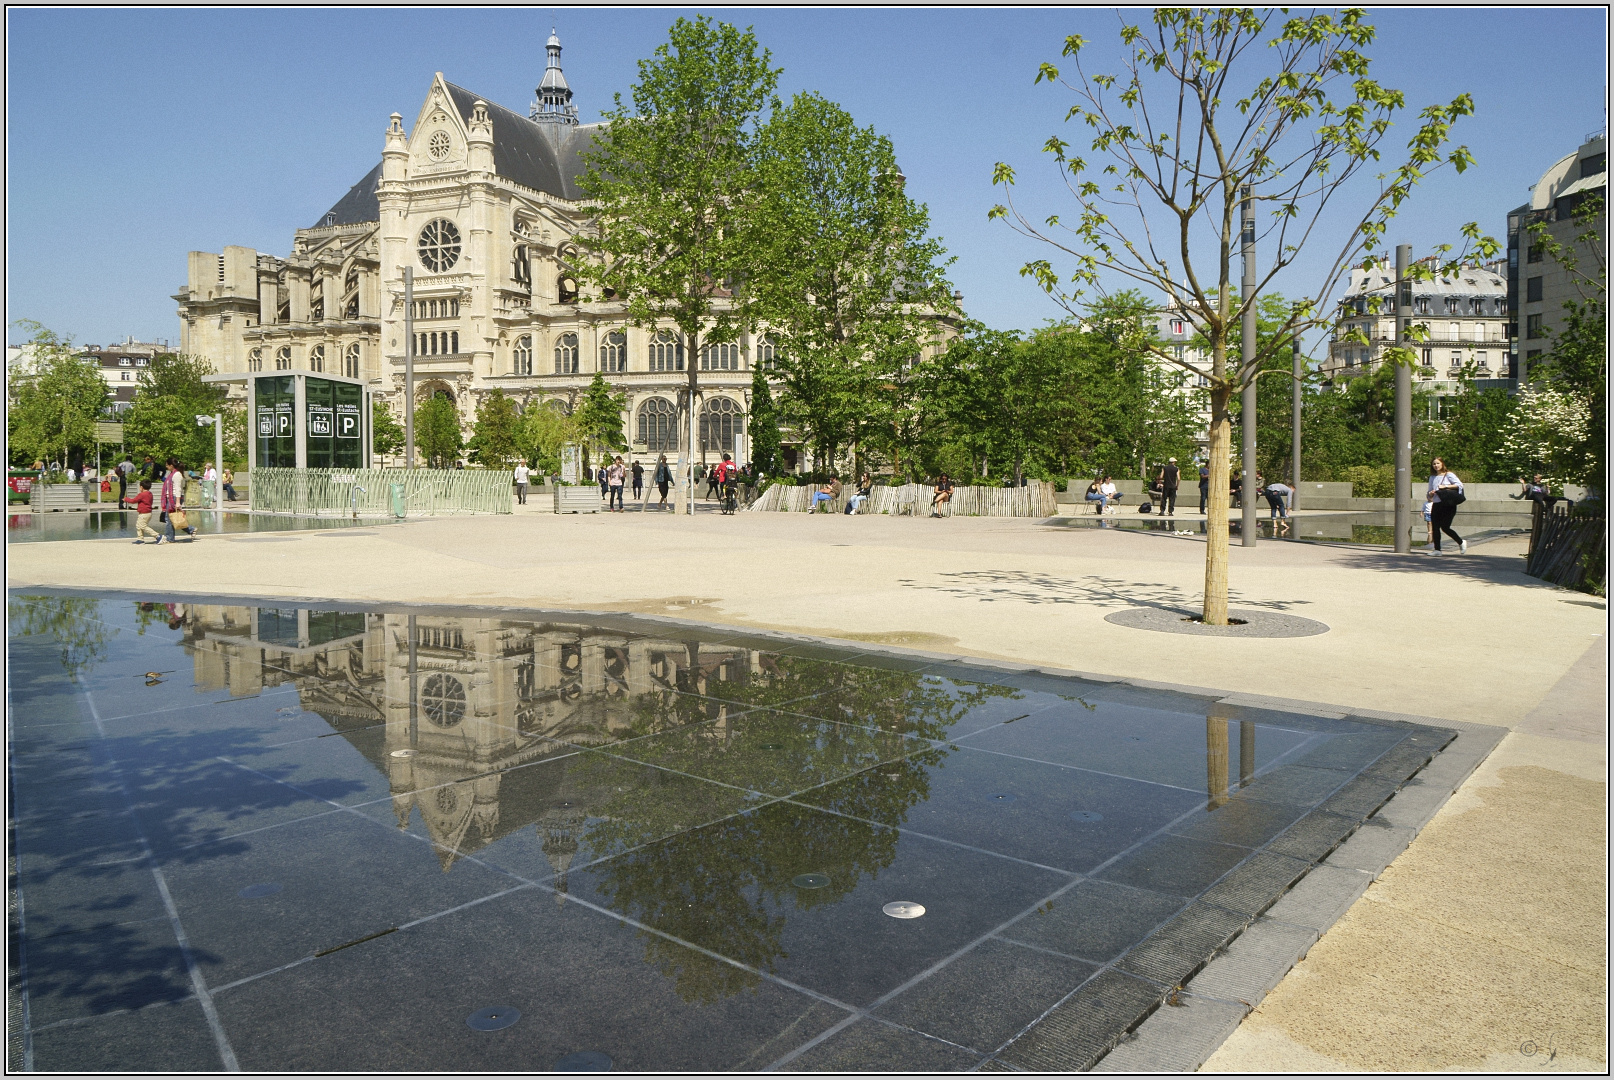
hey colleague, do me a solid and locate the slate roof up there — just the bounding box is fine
[312,82,601,227]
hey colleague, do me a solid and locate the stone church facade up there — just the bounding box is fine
[174,34,765,465]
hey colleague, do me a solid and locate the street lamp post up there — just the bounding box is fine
[404,266,415,469]
[194,412,224,509]
[1394,244,1412,554]
[1240,184,1258,548]
[1291,338,1302,509]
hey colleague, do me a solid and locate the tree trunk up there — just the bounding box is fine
[1203,385,1233,626]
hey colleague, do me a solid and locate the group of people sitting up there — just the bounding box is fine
[1081,458,1295,527]
[811,473,876,515]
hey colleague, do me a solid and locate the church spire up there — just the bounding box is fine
[531,28,579,126]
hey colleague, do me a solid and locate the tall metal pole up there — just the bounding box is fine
[1394,244,1412,553]
[1291,339,1302,509]
[214,413,224,509]
[1241,185,1258,547]
[404,266,415,469]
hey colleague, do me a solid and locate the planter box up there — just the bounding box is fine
[553,485,603,514]
[35,484,90,511]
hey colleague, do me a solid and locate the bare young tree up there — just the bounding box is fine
[991,8,1493,623]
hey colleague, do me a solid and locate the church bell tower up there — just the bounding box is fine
[531,29,579,126]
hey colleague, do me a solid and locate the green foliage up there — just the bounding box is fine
[1430,369,1517,482]
[6,321,110,468]
[575,374,628,462]
[372,400,404,457]
[747,365,782,477]
[518,400,580,476]
[122,351,229,466]
[750,91,957,474]
[414,392,462,468]
[1342,464,1395,498]
[7,595,112,677]
[579,16,780,382]
[468,389,521,469]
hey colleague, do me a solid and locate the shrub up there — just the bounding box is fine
[1344,464,1396,499]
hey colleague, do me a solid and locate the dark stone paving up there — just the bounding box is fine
[7,592,1455,1072]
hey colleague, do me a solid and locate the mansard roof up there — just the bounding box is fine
[443,81,600,201]
[313,82,601,227]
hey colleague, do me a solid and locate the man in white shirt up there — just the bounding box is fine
[513,462,530,505]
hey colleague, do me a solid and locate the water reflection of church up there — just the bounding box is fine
[180,605,760,881]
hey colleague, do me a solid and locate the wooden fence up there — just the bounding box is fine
[749,480,1057,518]
[1526,501,1606,593]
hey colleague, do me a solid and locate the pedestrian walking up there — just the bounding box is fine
[597,464,610,503]
[513,462,530,504]
[705,464,722,501]
[114,463,129,509]
[132,480,160,543]
[607,456,626,511]
[654,454,673,509]
[631,460,644,501]
[1157,457,1180,516]
[1198,463,1210,514]
[1426,456,1466,555]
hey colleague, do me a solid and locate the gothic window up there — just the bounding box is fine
[554,333,579,373]
[345,294,358,319]
[275,346,292,370]
[310,287,323,322]
[513,245,530,287]
[417,219,461,272]
[699,397,743,453]
[648,330,683,372]
[309,345,325,373]
[421,673,465,727]
[699,342,740,371]
[344,342,360,379]
[514,335,533,376]
[599,331,626,373]
[248,347,263,372]
[557,274,578,304]
[345,268,359,294]
[637,398,678,451]
[756,333,778,370]
[428,130,452,161]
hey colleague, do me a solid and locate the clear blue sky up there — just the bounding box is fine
[6,7,1607,353]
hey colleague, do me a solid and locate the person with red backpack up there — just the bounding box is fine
[715,454,739,514]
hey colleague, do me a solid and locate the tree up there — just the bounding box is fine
[6,322,109,470]
[574,374,628,474]
[414,392,462,468]
[468,389,521,469]
[579,16,780,503]
[1525,193,1605,496]
[1497,384,1593,493]
[518,400,581,476]
[1429,367,1516,482]
[750,92,957,478]
[991,9,1491,623]
[122,351,230,466]
[372,400,405,460]
[747,365,782,477]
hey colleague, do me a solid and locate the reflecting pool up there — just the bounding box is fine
[6,594,1452,1071]
[6,510,396,544]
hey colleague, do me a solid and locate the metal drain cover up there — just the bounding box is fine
[238,883,282,899]
[466,1005,521,1031]
[883,901,925,919]
[555,1051,612,1071]
[390,749,419,758]
[792,873,830,889]
[986,793,1017,805]
[1070,811,1104,822]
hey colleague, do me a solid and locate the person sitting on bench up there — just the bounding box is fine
[811,474,841,511]
[931,474,954,517]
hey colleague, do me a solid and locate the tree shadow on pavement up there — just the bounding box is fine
[896,570,1315,612]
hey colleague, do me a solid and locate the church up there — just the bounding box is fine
[174,33,761,465]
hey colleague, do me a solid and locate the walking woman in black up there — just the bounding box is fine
[1426,456,1466,555]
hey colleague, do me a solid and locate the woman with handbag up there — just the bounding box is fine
[1426,456,1466,555]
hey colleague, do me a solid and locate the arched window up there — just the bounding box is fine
[699,342,740,371]
[248,347,263,372]
[599,331,627,373]
[700,397,743,454]
[554,333,579,373]
[417,219,461,272]
[648,330,683,372]
[344,342,360,379]
[756,333,779,370]
[345,293,359,319]
[637,398,679,452]
[513,336,533,376]
[450,330,458,354]
[310,286,324,322]
[557,274,578,304]
[309,344,325,373]
[275,346,292,370]
[513,245,529,287]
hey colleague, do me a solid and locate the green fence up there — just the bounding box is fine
[249,468,514,517]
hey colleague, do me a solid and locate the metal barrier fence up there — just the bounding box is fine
[249,468,514,517]
[749,480,1057,518]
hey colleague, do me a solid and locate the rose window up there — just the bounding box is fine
[417,219,461,273]
[421,673,466,728]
